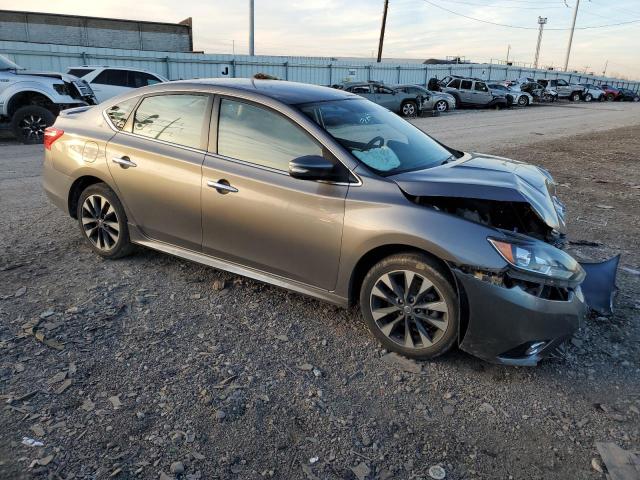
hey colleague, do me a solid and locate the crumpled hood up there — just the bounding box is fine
[16,70,79,83]
[390,152,567,233]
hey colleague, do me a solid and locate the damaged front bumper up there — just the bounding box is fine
[454,270,588,366]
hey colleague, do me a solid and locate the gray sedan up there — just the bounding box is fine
[43,79,588,365]
[395,84,456,112]
[339,81,421,116]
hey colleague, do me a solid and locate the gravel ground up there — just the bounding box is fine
[0,115,639,479]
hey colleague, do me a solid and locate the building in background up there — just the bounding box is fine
[0,10,193,52]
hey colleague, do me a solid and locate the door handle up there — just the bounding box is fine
[207,179,238,194]
[112,156,137,168]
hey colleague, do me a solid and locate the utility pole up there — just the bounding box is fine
[506,44,511,64]
[533,17,547,69]
[563,0,580,71]
[249,0,255,56]
[376,0,389,63]
[602,60,608,76]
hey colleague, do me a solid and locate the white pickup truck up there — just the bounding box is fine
[0,54,96,143]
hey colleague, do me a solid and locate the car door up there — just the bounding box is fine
[416,88,434,110]
[105,92,212,251]
[555,79,570,96]
[459,79,473,104]
[473,81,492,105]
[374,85,399,110]
[201,97,348,290]
[89,69,130,103]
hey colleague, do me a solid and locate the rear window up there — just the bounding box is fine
[67,68,94,78]
[105,97,139,130]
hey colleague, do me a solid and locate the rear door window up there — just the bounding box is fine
[132,94,209,149]
[92,69,128,87]
[448,79,461,89]
[474,82,488,92]
[460,80,472,90]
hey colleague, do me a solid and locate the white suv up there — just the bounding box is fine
[67,66,168,103]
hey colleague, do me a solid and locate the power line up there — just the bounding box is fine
[419,0,640,29]
[437,0,568,8]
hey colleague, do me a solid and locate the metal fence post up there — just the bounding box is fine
[231,59,236,78]
[81,51,87,65]
[397,65,401,83]
[165,56,171,78]
[367,65,371,82]
[284,61,289,81]
[424,66,429,86]
[328,64,332,85]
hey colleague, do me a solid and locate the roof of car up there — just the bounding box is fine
[171,78,356,105]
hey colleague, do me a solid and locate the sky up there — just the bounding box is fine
[3,0,640,79]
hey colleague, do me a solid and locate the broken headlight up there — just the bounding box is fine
[488,236,585,284]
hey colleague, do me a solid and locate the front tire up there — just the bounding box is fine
[434,100,449,112]
[11,105,55,144]
[77,183,134,259]
[571,92,582,102]
[584,93,593,102]
[517,95,529,106]
[400,101,417,117]
[606,93,615,101]
[360,253,459,360]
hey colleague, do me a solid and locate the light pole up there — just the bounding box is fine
[506,44,511,64]
[533,17,547,69]
[563,0,580,71]
[249,0,255,56]
[377,0,389,63]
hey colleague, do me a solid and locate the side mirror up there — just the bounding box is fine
[289,155,335,181]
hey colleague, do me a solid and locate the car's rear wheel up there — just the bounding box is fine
[606,93,615,101]
[77,183,134,259]
[584,93,593,102]
[400,101,417,117]
[517,95,529,106]
[571,92,582,102]
[11,105,55,145]
[434,100,448,112]
[360,253,459,360]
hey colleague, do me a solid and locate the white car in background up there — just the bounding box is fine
[66,66,168,103]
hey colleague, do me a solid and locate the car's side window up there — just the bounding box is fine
[350,86,371,94]
[132,94,208,149]
[105,97,139,130]
[375,86,394,94]
[460,80,472,90]
[474,82,488,92]
[130,71,162,88]
[93,69,128,87]
[217,98,323,172]
[448,79,461,89]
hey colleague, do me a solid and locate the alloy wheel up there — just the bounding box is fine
[19,115,47,142]
[369,270,449,349]
[435,100,448,112]
[402,103,416,116]
[81,195,120,251]
[517,96,528,106]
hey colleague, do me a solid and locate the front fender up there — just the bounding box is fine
[0,81,77,116]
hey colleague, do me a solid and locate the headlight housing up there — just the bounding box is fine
[489,236,585,285]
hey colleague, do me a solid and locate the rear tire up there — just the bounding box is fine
[11,105,55,145]
[360,253,459,360]
[606,93,615,101]
[400,101,418,117]
[77,183,134,259]
[584,93,593,102]
[571,92,582,102]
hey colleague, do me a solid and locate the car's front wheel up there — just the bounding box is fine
[400,101,417,117]
[517,95,529,106]
[360,253,459,360]
[434,100,449,112]
[77,183,134,259]
[584,93,593,102]
[571,92,582,102]
[11,105,55,144]
[606,93,615,101]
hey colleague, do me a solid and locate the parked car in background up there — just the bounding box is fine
[519,81,558,103]
[395,84,456,112]
[578,84,605,102]
[67,66,168,103]
[488,83,533,107]
[537,79,585,101]
[0,54,96,144]
[340,81,420,116]
[42,78,588,365]
[597,84,621,102]
[617,88,640,102]
[439,76,508,109]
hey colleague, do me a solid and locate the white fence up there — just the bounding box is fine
[2,40,638,92]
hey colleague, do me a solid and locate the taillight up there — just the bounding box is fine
[44,127,64,150]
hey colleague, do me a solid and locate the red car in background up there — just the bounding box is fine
[599,84,622,101]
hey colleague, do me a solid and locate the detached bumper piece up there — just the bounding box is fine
[454,271,588,366]
[579,255,620,315]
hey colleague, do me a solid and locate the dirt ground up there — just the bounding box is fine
[0,122,639,480]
